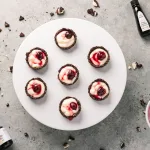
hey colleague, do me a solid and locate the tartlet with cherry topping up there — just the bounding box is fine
[25,78,47,99]
[88,46,110,68]
[88,79,110,101]
[26,47,48,70]
[59,96,81,120]
[55,28,77,50]
[58,64,79,85]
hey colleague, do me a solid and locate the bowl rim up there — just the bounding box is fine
[145,101,150,128]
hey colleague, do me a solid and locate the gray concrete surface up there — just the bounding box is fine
[0,0,150,149]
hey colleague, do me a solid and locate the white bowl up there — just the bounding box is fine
[145,101,150,128]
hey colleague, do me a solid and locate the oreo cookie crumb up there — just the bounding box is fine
[136,127,141,132]
[20,32,25,37]
[137,63,143,69]
[19,16,25,21]
[120,142,125,149]
[100,148,105,150]
[46,12,48,13]
[6,103,9,107]
[0,29,2,32]
[0,87,1,91]
[5,45,7,47]
[140,99,146,107]
[56,7,65,15]
[50,12,54,17]
[144,128,146,130]
[68,135,75,141]
[31,136,36,141]
[9,126,10,129]
[93,0,100,7]
[132,62,137,70]
[63,142,69,149]
[128,65,132,70]
[5,22,10,28]
[9,66,13,73]
[24,133,29,138]
[87,8,98,17]
[131,62,143,70]
[1,93,4,97]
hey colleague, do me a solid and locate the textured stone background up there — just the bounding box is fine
[0,0,150,149]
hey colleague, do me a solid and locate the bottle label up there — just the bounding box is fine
[0,128,11,146]
[138,11,150,32]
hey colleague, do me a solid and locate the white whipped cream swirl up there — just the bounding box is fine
[56,31,75,48]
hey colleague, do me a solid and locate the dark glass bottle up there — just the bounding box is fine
[131,0,150,37]
[0,127,13,150]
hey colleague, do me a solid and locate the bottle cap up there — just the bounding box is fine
[131,0,139,7]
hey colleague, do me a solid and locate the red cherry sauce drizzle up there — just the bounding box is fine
[61,69,76,81]
[35,51,45,66]
[28,82,42,96]
[91,51,106,65]
[92,82,106,100]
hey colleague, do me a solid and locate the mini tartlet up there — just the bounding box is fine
[59,97,81,120]
[26,47,48,70]
[58,64,79,85]
[25,78,47,99]
[88,79,110,101]
[88,46,110,68]
[55,28,77,50]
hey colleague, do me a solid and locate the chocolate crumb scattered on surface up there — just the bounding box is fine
[120,142,125,149]
[93,0,100,7]
[19,16,25,21]
[137,63,143,69]
[5,22,10,28]
[68,135,75,141]
[46,12,48,13]
[31,136,36,141]
[0,29,2,32]
[56,7,65,15]
[9,66,13,73]
[1,93,4,97]
[63,142,69,149]
[24,133,29,138]
[50,12,54,17]
[140,99,146,107]
[87,8,98,17]
[128,65,132,70]
[6,103,9,107]
[20,32,25,37]
[136,127,141,132]
[144,128,146,130]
